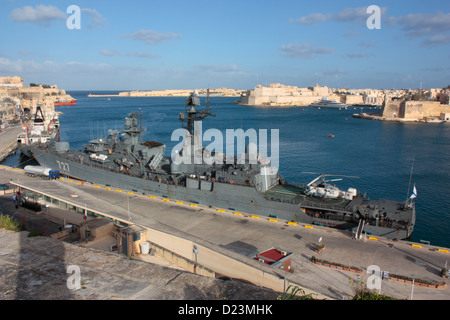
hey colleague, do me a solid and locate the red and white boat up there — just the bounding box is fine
[54,99,77,106]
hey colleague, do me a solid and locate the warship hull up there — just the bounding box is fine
[24,146,414,240]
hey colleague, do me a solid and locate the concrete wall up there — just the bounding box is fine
[344,95,364,105]
[144,227,328,298]
[418,101,450,118]
[146,227,283,291]
[152,244,216,278]
[383,100,450,119]
[50,228,70,239]
[80,219,115,241]
[381,100,401,117]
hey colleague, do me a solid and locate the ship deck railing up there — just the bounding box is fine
[303,209,410,231]
[298,199,352,213]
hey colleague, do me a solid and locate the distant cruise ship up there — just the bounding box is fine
[309,97,348,109]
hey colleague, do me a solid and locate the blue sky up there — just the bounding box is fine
[0,0,449,90]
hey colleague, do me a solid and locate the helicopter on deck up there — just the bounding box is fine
[303,173,359,200]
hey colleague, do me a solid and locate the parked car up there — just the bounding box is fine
[0,184,10,190]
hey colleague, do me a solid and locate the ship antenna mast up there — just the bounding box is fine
[179,89,215,135]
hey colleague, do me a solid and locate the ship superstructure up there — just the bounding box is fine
[17,105,60,152]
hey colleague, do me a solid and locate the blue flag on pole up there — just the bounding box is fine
[409,184,417,200]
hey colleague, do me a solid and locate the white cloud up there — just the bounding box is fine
[295,8,450,47]
[10,5,65,25]
[0,57,109,78]
[359,41,376,48]
[119,30,182,45]
[100,50,160,59]
[295,6,388,25]
[345,52,374,59]
[323,68,347,76]
[421,34,450,47]
[280,43,335,59]
[194,64,239,73]
[296,13,331,25]
[386,12,450,37]
[129,51,160,59]
[81,8,106,26]
[334,7,371,22]
[343,31,361,37]
[0,57,250,90]
[100,50,121,57]
[386,12,450,46]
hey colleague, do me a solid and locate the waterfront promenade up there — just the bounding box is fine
[1,166,449,300]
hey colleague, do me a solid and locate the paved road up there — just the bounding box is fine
[2,167,449,300]
[0,125,22,162]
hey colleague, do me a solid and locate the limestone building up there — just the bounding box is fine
[0,76,73,123]
[238,83,332,107]
[382,99,450,121]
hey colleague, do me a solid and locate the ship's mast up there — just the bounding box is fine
[179,89,215,135]
[34,105,45,125]
[122,111,146,151]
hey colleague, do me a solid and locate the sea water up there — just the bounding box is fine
[5,91,450,248]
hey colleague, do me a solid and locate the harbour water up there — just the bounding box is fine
[4,91,450,248]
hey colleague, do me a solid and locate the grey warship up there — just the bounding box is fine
[19,92,415,240]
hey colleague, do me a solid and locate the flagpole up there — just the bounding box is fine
[405,159,415,205]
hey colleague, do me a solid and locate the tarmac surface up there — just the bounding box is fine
[1,166,449,300]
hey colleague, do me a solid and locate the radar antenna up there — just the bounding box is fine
[179,89,215,135]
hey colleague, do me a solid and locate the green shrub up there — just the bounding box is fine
[27,231,42,237]
[0,214,22,232]
[277,285,317,300]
